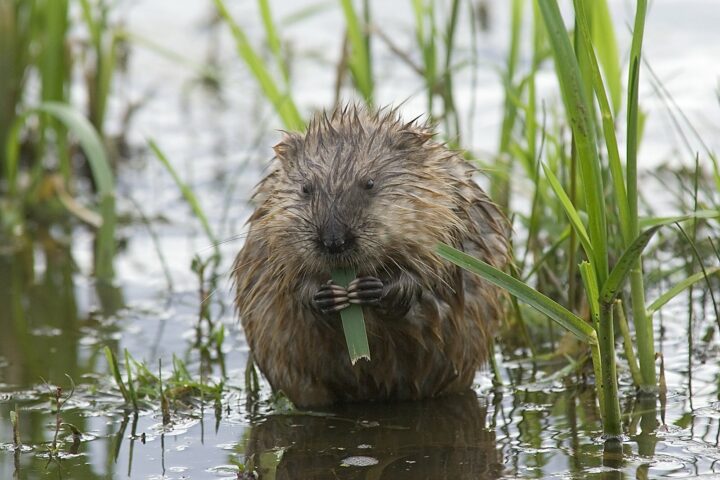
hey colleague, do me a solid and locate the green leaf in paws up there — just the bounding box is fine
[331,267,371,365]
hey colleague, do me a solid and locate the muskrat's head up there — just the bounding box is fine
[253,105,470,276]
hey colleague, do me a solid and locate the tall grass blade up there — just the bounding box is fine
[6,102,116,279]
[0,0,34,171]
[646,267,720,317]
[590,0,621,113]
[39,0,71,177]
[104,346,131,405]
[624,0,656,392]
[79,0,118,134]
[542,163,594,260]
[616,301,643,386]
[627,0,648,224]
[436,243,596,344]
[538,0,607,280]
[124,349,139,412]
[213,0,303,131]
[640,210,720,228]
[492,0,523,208]
[600,226,660,306]
[258,0,288,83]
[339,0,373,104]
[148,139,220,259]
[574,0,630,243]
[538,0,620,436]
[579,261,599,326]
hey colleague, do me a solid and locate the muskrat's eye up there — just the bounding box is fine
[301,183,313,196]
[364,179,375,190]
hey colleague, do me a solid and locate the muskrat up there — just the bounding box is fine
[233,105,509,408]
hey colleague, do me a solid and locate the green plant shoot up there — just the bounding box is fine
[331,267,371,365]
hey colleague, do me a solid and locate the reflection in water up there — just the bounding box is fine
[244,392,501,479]
[602,440,624,480]
[0,230,123,479]
[1,229,79,388]
[0,228,124,389]
[629,394,660,480]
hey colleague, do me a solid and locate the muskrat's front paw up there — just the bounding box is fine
[313,281,349,314]
[347,276,384,306]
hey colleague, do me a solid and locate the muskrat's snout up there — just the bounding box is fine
[319,216,356,255]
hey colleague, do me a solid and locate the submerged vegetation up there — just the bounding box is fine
[1,0,719,477]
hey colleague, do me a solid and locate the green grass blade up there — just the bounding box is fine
[640,210,720,228]
[124,349,139,411]
[588,340,606,420]
[258,0,288,83]
[281,2,335,26]
[615,301,642,386]
[148,139,219,257]
[542,163,594,260]
[6,102,116,279]
[436,243,597,344]
[600,226,660,306]
[574,0,630,243]
[213,0,303,131]
[627,0,648,238]
[492,0,523,208]
[331,267,370,364]
[579,261,599,327]
[39,102,116,280]
[646,267,720,317]
[104,346,131,404]
[590,0,621,113]
[523,226,572,281]
[37,102,114,194]
[538,0,608,281]
[339,0,373,103]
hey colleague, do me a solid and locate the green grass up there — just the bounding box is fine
[340,0,374,104]
[213,0,304,131]
[104,346,226,411]
[149,139,220,262]
[6,102,116,280]
[0,0,120,281]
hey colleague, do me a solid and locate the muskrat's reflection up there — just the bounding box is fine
[244,391,502,479]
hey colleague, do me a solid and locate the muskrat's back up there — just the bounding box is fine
[233,105,509,407]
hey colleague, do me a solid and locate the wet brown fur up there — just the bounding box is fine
[233,105,510,407]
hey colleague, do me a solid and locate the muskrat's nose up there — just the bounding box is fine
[322,234,354,254]
[321,218,355,254]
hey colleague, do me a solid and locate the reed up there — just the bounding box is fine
[439,0,720,438]
[6,102,116,280]
[340,0,374,104]
[0,0,120,282]
[213,0,304,131]
[149,139,220,262]
[79,0,121,137]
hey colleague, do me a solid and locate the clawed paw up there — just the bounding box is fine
[347,276,384,305]
[313,281,349,314]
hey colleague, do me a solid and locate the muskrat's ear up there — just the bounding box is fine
[273,132,303,168]
[396,129,434,150]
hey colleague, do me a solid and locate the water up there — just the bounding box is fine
[1,0,719,478]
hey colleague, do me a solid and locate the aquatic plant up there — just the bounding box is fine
[440,0,719,439]
[0,0,120,280]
